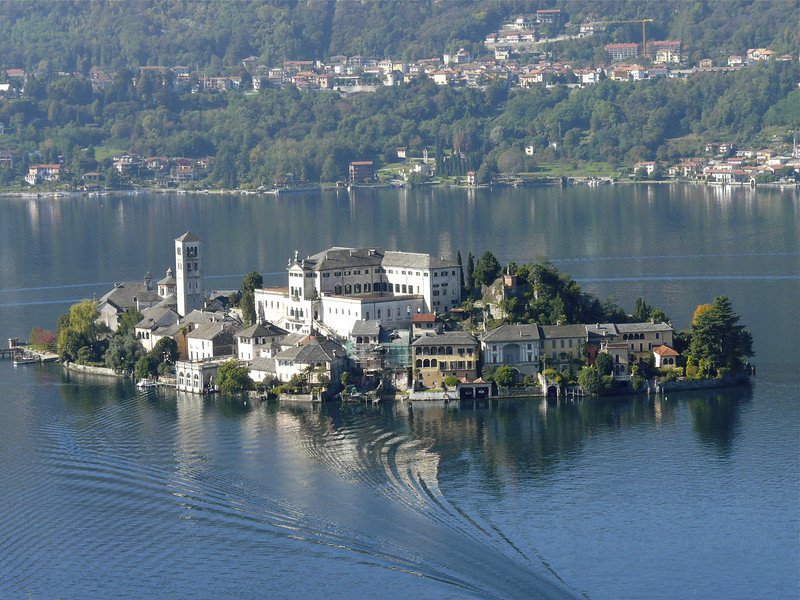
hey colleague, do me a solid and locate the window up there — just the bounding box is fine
[365,312,370,320]
[354,283,362,293]
[364,283,370,292]
[402,284,407,293]
[345,284,352,294]
[377,309,382,318]
[387,308,392,318]
[177,248,182,256]
[345,271,351,276]
[323,273,330,278]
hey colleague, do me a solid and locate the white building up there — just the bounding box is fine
[175,232,204,317]
[254,247,461,338]
[481,323,541,378]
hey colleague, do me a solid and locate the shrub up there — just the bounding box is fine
[630,374,645,391]
[443,375,460,388]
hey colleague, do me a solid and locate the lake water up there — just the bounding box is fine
[0,184,798,599]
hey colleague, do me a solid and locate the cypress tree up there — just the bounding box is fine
[465,252,475,295]
[456,251,465,295]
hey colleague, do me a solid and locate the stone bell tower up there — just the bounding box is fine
[175,231,203,316]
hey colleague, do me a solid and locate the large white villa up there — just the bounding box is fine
[254,247,462,337]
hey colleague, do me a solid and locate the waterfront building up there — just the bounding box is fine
[175,232,204,317]
[653,344,680,368]
[349,161,374,182]
[254,247,461,338]
[538,324,587,372]
[273,335,347,384]
[411,331,479,389]
[481,323,541,378]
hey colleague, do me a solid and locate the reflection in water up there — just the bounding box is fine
[687,385,751,456]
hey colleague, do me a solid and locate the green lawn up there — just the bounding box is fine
[521,161,619,178]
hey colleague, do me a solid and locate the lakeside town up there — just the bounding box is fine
[11,232,754,403]
[2,9,798,192]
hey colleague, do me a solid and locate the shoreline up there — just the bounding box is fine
[1,179,795,199]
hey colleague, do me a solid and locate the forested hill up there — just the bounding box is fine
[0,0,796,71]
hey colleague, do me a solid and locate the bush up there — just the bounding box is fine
[443,375,460,388]
[630,374,645,391]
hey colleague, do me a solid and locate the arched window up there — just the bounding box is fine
[423,346,430,355]
[354,283,361,293]
[416,359,422,367]
[377,308,382,318]
[438,346,445,354]
[356,336,363,344]
[423,359,430,368]
[431,359,437,367]
[446,346,453,355]
[623,334,628,340]
[388,283,394,292]
[406,305,411,316]
[345,284,352,294]
[387,308,392,318]
[364,283,371,293]
[415,347,421,355]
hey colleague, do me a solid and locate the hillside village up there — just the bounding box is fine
[64,232,734,401]
[2,9,798,191]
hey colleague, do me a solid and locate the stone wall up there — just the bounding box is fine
[64,362,123,378]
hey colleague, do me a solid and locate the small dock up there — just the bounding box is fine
[3,337,59,364]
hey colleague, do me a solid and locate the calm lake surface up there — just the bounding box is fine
[0,184,798,599]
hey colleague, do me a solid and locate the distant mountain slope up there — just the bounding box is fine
[0,0,796,71]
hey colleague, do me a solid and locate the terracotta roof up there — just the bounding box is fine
[653,344,679,357]
[412,313,436,323]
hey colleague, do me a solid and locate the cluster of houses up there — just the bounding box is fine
[96,233,682,398]
[634,142,800,184]
[17,153,215,188]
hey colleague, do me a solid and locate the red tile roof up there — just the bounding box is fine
[653,344,679,357]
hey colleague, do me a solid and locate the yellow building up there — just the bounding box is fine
[412,331,479,389]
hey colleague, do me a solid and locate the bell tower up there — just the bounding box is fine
[175,232,203,316]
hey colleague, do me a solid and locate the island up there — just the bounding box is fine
[15,232,754,403]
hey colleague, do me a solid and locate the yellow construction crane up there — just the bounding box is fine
[600,19,655,56]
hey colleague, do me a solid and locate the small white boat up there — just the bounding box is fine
[136,378,157,389]
[13,355,38,366]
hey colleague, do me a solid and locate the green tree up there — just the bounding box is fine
[104,333,145,373]
[149,336,179,366]
[456,250,465,294]
[56,299,108,361]
[217,359,254,394]
[465,252,475,295]
[473,251,501,288]
[492,365,515,387]
[239,270,264,325]
[116,308,143,337]
[595,352,614,377]
[689,296,753,373]
[134,355,156,380]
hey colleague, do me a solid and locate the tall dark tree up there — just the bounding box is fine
[689,296,753,373]
[465,252,475,295]
[456,250,465,295]
[240,271,264,325]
